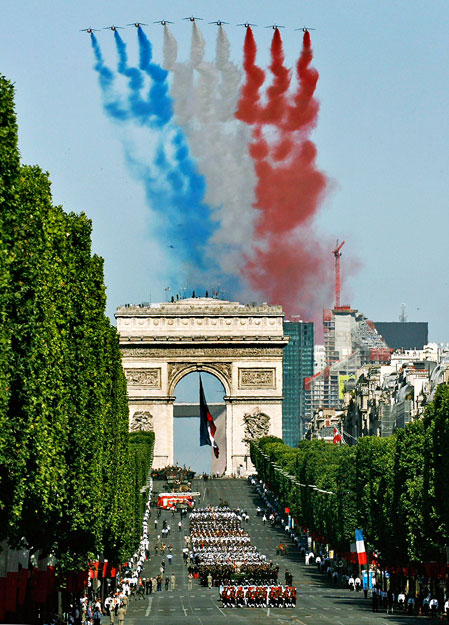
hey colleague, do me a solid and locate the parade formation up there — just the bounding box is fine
[220,584,297,608]
[188,506,296,607]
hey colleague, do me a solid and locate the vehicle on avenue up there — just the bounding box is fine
[157,491,199,509]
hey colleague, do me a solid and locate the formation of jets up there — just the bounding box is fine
[81,20,316,32]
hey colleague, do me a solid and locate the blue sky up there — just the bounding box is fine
[1,0,448,341]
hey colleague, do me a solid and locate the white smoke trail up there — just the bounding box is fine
[190,22,206,68]
[162,24,177,70]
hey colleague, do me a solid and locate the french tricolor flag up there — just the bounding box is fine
[355,529,367,565]
[199,376,219,458]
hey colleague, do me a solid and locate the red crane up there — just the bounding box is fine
[332,239,345,308]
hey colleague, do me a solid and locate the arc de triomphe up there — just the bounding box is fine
[116,298,288,475]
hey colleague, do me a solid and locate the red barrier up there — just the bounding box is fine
[5,571,18,613]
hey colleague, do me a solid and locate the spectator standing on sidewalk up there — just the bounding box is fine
[387,589,394,614]
[444,597,449,620]
[372,588,379,612]
[430,597,438,618]
[117,607,125,625]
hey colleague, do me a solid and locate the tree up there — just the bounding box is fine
[0,75,153,574]
[423,384,449,562]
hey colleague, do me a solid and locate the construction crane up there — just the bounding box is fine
[332,239,345,308]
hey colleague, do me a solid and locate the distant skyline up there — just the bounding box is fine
[1,0,448,340]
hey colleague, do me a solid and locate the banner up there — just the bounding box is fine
[355,529,367,565]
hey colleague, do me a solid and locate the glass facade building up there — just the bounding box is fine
[282,321,314,446]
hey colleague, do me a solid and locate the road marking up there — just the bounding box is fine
[145,598,153,617]
[215,602,227,616]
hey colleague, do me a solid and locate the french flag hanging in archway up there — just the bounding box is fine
[199,376,219,458]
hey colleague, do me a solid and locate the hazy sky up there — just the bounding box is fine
[1,0,448,340]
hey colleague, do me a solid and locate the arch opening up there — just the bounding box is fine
[173,371,226,475]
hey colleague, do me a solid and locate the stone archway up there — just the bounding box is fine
[116,298,288,476]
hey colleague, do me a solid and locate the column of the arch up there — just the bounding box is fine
[225,401,233,476]
[151,399,174,468]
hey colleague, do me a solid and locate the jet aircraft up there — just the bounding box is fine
[103,25,124,32]
[237,22,257,28]
[127,22,148,28]
[154,20,174,26]
[183,16,203,22]
[295,26,316,32]
[209,20,229,26]
[80,28,99,33]
[265,24,285,30]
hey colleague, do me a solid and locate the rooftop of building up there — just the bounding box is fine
[116,297,284,317]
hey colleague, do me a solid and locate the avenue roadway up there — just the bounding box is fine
[125,478,427,625]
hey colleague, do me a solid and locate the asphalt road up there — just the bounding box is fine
[125,478,432,625]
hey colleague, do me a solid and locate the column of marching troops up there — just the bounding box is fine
[188,507,296,608]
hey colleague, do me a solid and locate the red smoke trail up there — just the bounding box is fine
[284,30,320,132]
[235,27,265,124]
[261,29,291,123]
[238,30,332,322]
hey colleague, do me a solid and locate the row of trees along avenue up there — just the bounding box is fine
[250,383,449,572]
[0,74,154,576]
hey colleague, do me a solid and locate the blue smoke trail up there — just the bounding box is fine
[113,30,173,128]
[90,30,217,274]
[90,33,128,121]
[125,130,215,270]
[137,28,173,126]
